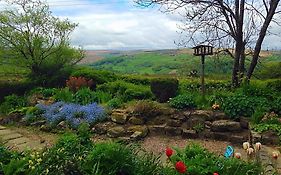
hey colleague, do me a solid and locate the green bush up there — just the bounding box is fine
[97,80,152,102]
[53,88,73,103]
[0,94,27,114]
[71,67,117,85]
[107,98,123,109]
[151,78,179,103]
[272,96,281,115]
[222,94,269,119]
[132,100,163,121]
[266,79,281,93]
[256,62,281,79]
[28,87,57,98]
[73,88,95,105]
[169,94,196,110]
[92,90,112,104]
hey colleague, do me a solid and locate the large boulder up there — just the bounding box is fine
[107,126,126,138]
[92,122,116,134]
[165,126,182,136]
[185,116,205,129]
[111,112,128,124]
[148,125,166,135]
[128,117,145,125]
[211,120,241,132]
[213,112,229,120]
[261,131,280,145]
[167,119,182,127]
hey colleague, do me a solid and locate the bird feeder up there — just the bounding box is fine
[193,45,214,95]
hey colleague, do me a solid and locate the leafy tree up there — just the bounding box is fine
[0,0,83,77]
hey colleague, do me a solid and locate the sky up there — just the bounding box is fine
[1,0,281,50]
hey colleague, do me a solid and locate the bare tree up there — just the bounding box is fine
[136,0,281,86]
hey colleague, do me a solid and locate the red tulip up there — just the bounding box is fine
[175,161,187,174]
[213,173,219,175]
[166,148,173,158]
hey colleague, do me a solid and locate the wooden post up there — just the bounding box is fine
[201,55,205,96]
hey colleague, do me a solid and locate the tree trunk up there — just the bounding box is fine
[246,1,280,81]
[238,43,246,84]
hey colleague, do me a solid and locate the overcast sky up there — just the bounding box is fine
[2,0,281,50]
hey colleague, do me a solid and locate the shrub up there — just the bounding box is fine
[71,67,117,85]
[107,98,123,109]
[266,79,281,93]
[83,142,135,175]
[28,87,57,98]
[169,94,196,110]
[151,78,179,102]
[272,96,281,115]
[132,100,163,120]
[222,94,269,119]
[73,88,95,105]
[36,102,105,128]
[53,88,73,103]
[0,94,27,114]
[97,80,152,102]
[66,76,94,92]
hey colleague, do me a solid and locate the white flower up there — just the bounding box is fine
[247,148,254,155]
[255,142,262,151]
[243,142,250,150]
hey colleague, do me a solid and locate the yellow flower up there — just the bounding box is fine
[46,169,49,174]
[31,166,35,170]
[37,158,42,163]
[78,156,83,161]
[29,160,33,164]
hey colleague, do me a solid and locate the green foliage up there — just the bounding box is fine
[256,62,281,79]
[97,80,152,102]
[92,91,112,104]
[29,87,57,98]
[168,144,262,175]
[151,78,179,103]
[180,80,232,93]
[222,94,268,119]
[0,94,27,114]
[272,96,281,115]
[192,123,204,133]
[266,79,281,93]
[71,67,117,85]
[107,98,123,109]
[54,88,73,103]
[169,94,196,110]
[132,100,163,121]
[253,123,281,136]
[73,88,95,105]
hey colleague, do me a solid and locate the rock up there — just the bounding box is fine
[127,125,148,138]
[205,121,212,129]
[107,126,126,138]
[211,120,241,132]
[262,131,280,145]
[128,117,145,125]
[92,122,116,134]
[27,93,44,106]
[200,129,214,139]
[191,110,213,121]
[182,129,198,139]
[251,131,262,143]
[147,115,167,125]
[164,126,182,136]
[148,125,166,135]
[30,120,46,127]
[185,116,205,129]
[130,131,144,140]
[213,132,230,141]
[57,121,68,129]
[213,112,229,120]
[111,112,127,124]
[40,125,52,132]
[239,117,249,129]
[182,111,192,118]
[170,114,186,122]
[167,119,182,127]
[230,134,247,144]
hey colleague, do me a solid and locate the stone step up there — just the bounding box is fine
[0,129,17,136]
[0,126,6,130]
[5,137,30,147]
[2,133,22,141]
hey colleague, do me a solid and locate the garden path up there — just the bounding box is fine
[0,125,46,152]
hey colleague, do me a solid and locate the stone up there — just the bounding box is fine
[128,117,145,125]
[2,133,22,141]
[211,120,241,132]
[0,129,15,136]
[30,120,46,127]
[213,132,230,141]
[262,131,280,145]
[0,126,6,130]
[111,112,127,124]
[239,117,249,129]
[107,126,126,138]
[251,131,262,143]
[182,111,192,118]
[170,114,186,122]
[205,121,212,129]
[213,112,229,120]
[147,115,167,125]
[167,119,182,127]
[5,137,29,147]
[230,134,246,144]
[200,129,214,139]
[148,125,166,135]
[40,125,52,132]
[130,131,144,140]
[92,122,116,134]
[185,116,205,129]
[164,126,182,136]
[182,129,198,139]
[191,110,214,121]
[57,121,68,129]
[127,125,148,138]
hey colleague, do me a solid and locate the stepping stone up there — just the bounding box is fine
[5,137,29,147]
[2,133,22,141]
[0,126,6,130]
[0,129,16,136]
[17,141,45,151]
